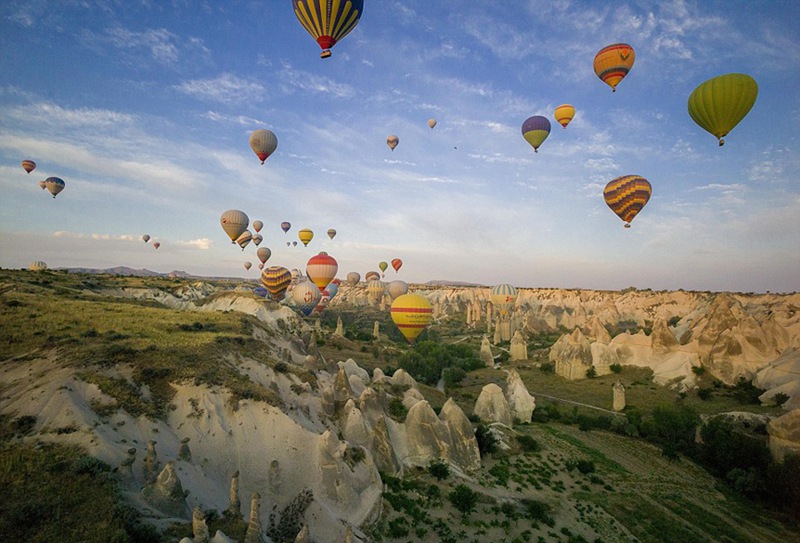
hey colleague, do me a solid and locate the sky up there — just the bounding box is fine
[1,0,798,293]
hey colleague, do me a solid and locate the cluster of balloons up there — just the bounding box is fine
[22,160,66,198]
[141,234,161,250]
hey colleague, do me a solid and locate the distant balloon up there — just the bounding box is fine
[291,281,321,316]
[298,228,314,247]
[29,261,47,271]
[391,293,433,343]
[386,135,399,151]
[244,261,252,270]
[287,241,291,247]
[292,0,364,59]
[603,175,652,228]
[326,282,339,299]
[21,160,36,174]
[491,284,518,316]
[38,180,46,190]
[428,119,437,129]
[391,258,403,273]
[687,73,758,146]
[281,221,291,233]
[252,234,263,246]
[257,247,271,265]
[292,241,298,247]
[346,271,360,286]
[327,228,337,240]
[153,241,161,249]
[594,43,635,92]
[554,104,575,128]
[365,271,380,282]
[220,210,249,244]
[258,263,264,270]
[249,129,278,164]
[306,252,338,292]
[367,279,386,303]
[387,280,408,300]
[253,286,269,298]
[45,177,65,198]
[521,116,551,153]
[142,234,151,243]
[252,220,263,233]
[261,266,291,301]
[236,230,253,250]
[378,261,388,275]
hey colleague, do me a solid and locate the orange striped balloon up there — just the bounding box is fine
[594,43,635,92]
[553,104,575,128]
[390,293,433,343]
[603,175,651,227]
[261,266,291,301]
[306,252,338,292]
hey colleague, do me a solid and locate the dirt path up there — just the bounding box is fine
[530,391,624,416]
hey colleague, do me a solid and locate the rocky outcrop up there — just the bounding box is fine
[473,383,513,426]
[768,409,800,461]
[480,336,494,366]
[651,318,680,354]
[505,370,535,423]
[612,381,626,412]
[244,493,263,543]
[550,328,593,380]
[404,401,454,466]
[755,349,800,409]
[510,330,528,361]
[583,316,612,345]
[438,399,481,472]
[141,461,188,517]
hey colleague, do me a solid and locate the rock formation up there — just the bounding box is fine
[244,493,263,543]
[335,317,344,336]
[227,470,241,517]
[473,383,513,426]
[143,440,159,482]
[294,525,309,543]
[438,398,481,471]
[768,408,800,461]
[178,437,192,462]
[550,328,593,380]
[510,330,528,361]
[373,321,380,339]
[612,381,626,411]
[505,370,535,423]
[141,461,188,517]
[193,506,210,543]
[480,336,493,367]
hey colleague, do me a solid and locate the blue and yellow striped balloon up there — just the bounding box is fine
[491,284,518,316]
[293,0,364,59]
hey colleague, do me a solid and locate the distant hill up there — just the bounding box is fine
[63,266,194,278]
[425,279,486,287]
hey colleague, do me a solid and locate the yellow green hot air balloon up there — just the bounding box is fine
[603,175,652,228]
[687,73,758,146]
[391,293,433,343]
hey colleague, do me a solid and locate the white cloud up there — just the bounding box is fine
[278,62,356,98]
[175,238,213,250]
[202,111,264,126]
[174,74,265,104]
[4,102,134,127]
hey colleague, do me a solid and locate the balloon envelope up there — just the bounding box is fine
[386,135,399,151]
[326,282,339,299]
[298,228,314,246]
[281,221,291,233]
[378,261,388,273]
[252,220,263,233]
[236,230,253,250]
[306,252,338,292]
[326,228,337,240]
[261,266,291,301]
[367,280,386,303]
[521,116,551,153]
[249,129,278,164]
[220,210,249,243]
[387,280,408,300]
[142,234,150,243]
[603,175,652,227]
[38,180,46,190]
[428,119,437,129]
[291,281,322,316]
[22,160,36,174]
[594,43,635,92]
[346,271,361,286]
[491,284,518,316]
[257,247,271,264]
[365,271,380,282]
[153,241,160,249]
[292,0,364,59]
[44,177,65,198]
[391,293,433,343]
[244,261,252,270]
[554,104,575,128]
[391,258,403,273]
[687,73,758,146]
[252,234,263,246]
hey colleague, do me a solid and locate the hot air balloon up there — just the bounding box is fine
[249,129,278,164]
[521,116,551,153]
[292,0,363,59]
[391,293,433,344]
[153,241,161,249]
[367,279,386,304]
[378,261,388,275]
[346,271,360,286]
[257,247,271,265]
[254,286,268,297]
[21,160,36,174]
[387,280,408,301]
[327,228,337,240]
[298,228,314,247]
[386,135,399,151]
[291,281,321,316]
[236,230,253,250]
[290,268,304,284]
[252,220,263,233]
[287,241,291,247]
[325,282,339,299]
[220,210,249,244]
[594,43,635,92]
[261,266,291,301]
[45,177,65,198]
[365,271,380,282]
[244,261,252,270]
[428,119,437,129]
[258,263,264,270]
[687,73,758,146]
[306,252,338,292]
[603,175,652,228]
[142,234,151,243]
[311,289,332,316]
[252,234,263,246]
[554,104,575,128]
[391,258,403,273]
[292,241,298,247]
[38,180,46,190]
[491,284,518,317]
[281,221,291,233]
[29,261,47,271]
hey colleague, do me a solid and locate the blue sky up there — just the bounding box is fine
[1,1,798,292]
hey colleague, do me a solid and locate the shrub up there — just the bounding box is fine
[773,393,790,407]
[398,341,482,386]
[539,362,555,373]
[448,484,480,518]
[697,387,713,400]
[475,424,497,457]
[516,434,540,452]
[576,459,595,474]
[691,365,706,376]
[586,366,597,378]
[609,363,622,374]
[428,460,450,481]
[521,498,554,526]
[489,463,510,486]
[387,398,408,421]
[273,361,288,373]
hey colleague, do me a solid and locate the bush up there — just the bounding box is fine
[586,366,597,378]
[609,363,622,374]
[516,434,540,452]
[697,387,713,400]
[521,498,554,526]
[428,460,450,481]
[539,362,555,373]
[387,398,408,421]
[773,393,790,407]
[398,341,482,386]
[576,459,595,474]
[448,484,480,518]
[691,365,706,376]
[475,424,497,457]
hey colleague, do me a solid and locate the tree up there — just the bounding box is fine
[448,484,479,518]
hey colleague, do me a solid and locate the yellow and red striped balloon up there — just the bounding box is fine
[603,175,651,228]
[306,252,338,292]
[594,43,635,92]
[390,293,433,344]
[554,104,575,128]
